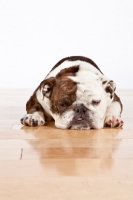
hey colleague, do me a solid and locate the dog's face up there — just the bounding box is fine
[40,66,116,130]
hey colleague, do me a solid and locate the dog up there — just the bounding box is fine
[21,56,123,130]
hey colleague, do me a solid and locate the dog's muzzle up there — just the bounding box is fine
[68,104,91,130]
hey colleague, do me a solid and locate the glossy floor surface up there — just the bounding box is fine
[0,89,133,200]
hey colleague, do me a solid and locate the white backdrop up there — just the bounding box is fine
[0,0,133,88]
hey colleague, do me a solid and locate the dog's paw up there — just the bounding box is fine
[20,111,45,127]
[104,115,124,128]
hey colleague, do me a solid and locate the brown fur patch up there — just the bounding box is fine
[26,93,43,114]
[50,76,77,114]
[56,65,79,78]
[49,66,80,114]
[26,92,53,121]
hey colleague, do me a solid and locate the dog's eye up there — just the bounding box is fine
[58,103,67,107]
[92,100,101,105]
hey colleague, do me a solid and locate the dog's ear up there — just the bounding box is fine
[103,80,116,98]
[40,77,56,99]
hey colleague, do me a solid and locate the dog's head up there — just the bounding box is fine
[40,66,116,130]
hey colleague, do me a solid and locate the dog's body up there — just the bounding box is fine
[21,56,123,130]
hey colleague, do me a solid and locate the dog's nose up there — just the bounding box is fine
[74,104,87,114]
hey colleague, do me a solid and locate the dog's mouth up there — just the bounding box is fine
[68,117,91,130]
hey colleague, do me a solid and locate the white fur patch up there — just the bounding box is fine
[36,89,52,116]
[53,110,74,129]
[46,60,104,79]
[104,101,123,127]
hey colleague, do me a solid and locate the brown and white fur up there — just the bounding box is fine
[21,56,123,130]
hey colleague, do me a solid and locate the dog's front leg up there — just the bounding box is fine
[20,93,45,127]
[104,93,124,128]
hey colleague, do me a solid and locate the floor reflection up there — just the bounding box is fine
[21,122,123,176]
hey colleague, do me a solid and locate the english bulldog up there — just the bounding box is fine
[21,56,123,130]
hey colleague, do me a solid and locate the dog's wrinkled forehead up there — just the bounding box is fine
[69,71,105,100]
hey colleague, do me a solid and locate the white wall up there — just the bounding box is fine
[0,0,133,88]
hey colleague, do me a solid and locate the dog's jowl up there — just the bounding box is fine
[21,56,124,130]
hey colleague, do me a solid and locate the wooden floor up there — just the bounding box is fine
[0,89,133,200]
